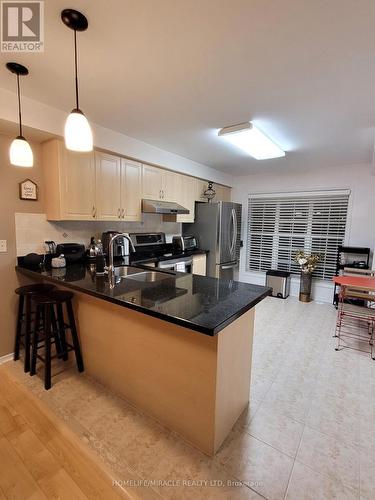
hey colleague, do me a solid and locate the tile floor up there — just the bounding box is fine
[4,297,375,499]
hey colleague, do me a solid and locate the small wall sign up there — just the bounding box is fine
[19,179,38,201]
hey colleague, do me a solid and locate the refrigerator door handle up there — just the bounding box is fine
[230,208,236,258]
[221,263,238,270]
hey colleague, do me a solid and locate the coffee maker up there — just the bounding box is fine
[101,231,127,258]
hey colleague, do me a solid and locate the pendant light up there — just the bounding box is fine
[61,9,93,152]
[6,62,33,167]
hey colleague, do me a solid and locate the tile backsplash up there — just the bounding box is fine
[15,213,181,256]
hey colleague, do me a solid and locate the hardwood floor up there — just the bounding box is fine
[0,366,128,500]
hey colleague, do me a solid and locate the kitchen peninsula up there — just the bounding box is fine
[17,263,270,455]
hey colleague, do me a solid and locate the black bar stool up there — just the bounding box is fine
[14,284,56,372]
[30,290,84,390]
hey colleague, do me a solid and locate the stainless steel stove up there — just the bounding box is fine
[129,233,193,273]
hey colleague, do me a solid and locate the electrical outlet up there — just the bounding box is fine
[0,240,7,253]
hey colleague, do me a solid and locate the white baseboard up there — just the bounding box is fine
[0,353,13,365]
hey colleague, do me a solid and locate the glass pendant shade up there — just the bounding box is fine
[64,109,93,152]
[9,136,33,167]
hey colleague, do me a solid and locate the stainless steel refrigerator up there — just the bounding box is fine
[183,201,242,279]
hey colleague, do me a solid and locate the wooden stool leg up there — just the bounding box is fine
[66,300,84,372]
[24,296,32,373]
[56,303,68,361]
[30,305,41,376]
[44,305,52,390]
[14,294,25,361]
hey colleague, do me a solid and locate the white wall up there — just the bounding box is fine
[232,162,375,302]
[0,88,233,187]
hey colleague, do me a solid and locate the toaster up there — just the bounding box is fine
[172,235,198,252]
[55,243,85,263]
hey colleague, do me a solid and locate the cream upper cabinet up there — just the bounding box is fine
[95,152,121,221]
[177,175,196,223]
[163,170,182,202]
[42,139,96,221]
[121,159,142,221]
[96,154,141,222]
[42,138,228,223]
[142,165,182,202]
[62,148,96,220]
[195,179,209,203]
[214,184,232,202]
[142,165,163,200]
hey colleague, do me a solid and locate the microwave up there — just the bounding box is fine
[172,235,198,252]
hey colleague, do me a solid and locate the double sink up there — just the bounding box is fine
[114,266,173,283]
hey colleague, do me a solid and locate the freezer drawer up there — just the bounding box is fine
[216,261,239,280]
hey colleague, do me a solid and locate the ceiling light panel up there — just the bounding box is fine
[218,122,285,160]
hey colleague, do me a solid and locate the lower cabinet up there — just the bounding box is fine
[192,254,207,276]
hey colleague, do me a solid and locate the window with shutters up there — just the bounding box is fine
[246,191,350,280]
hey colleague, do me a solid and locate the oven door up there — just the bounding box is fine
[158,261,178,272]
[158,258,193,273]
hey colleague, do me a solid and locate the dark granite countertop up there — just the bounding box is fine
[16,263,271,336]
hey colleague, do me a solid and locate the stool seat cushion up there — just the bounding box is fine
[15,284,55,296]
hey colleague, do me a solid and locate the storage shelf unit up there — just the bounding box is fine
[333,246,371,306]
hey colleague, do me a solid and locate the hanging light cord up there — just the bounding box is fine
[16,73,23,137]
[74,29,79,110]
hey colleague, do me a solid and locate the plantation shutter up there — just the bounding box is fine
[247,191,350,280]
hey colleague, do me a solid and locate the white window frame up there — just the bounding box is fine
[246,189,351,280]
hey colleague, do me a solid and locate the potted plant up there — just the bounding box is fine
[294,251,321,302]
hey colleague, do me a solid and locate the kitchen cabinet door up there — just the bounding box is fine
[177,175,196,223]
[42,139,96,220]
[162,170,182,202]
[95,152,122,221]
[61,146,96,220]
[215,184,232,202]
[142,165,163,200]
[121,159,142,221]
[195,179,209,203]
[192,254,207,276]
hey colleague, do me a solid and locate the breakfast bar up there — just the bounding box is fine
[17,263,270,455]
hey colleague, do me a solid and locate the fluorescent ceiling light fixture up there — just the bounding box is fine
[218,122,285,160]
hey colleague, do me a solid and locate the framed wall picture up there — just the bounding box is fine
[19,179,38,201]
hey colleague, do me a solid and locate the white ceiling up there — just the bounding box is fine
[1,0,375,175]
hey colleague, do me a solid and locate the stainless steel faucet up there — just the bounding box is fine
[107,233,135,288]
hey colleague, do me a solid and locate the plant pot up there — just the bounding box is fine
[299,272,312,302]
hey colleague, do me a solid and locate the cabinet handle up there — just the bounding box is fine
[92,205,95,218]
[121,208,125,218]
[117,208,121,218]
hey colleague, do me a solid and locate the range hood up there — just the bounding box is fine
[142,199,189,215]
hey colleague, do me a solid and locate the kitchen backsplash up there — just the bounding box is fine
[15,213,181,256]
